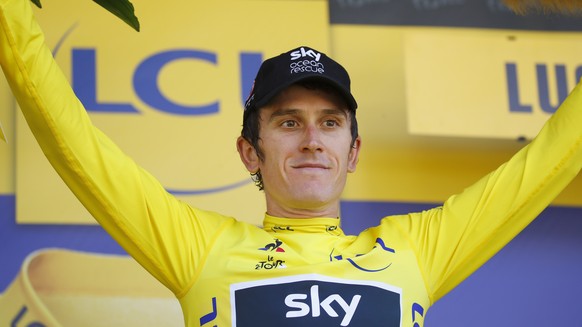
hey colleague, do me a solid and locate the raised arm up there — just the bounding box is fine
[0,0,231,294]
[396,78,582,303]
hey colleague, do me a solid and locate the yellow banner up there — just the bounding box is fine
[0,73,12,193]
[16,0,329,224]
[333,25,582,206]
[405,28,582,139]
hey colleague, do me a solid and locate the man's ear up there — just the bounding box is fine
[237,136,260,173]
[347,136,361,173]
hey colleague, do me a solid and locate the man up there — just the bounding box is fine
[237,50,361,219]
[1,0,581,326]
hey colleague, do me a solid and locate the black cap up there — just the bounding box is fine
[244,46,358,111]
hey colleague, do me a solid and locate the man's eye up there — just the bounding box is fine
[282,120,297,128]
[324,120,338,127]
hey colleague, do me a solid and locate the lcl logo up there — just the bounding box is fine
[68,47,263,115]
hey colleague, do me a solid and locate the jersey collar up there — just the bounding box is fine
[262,214,344,236]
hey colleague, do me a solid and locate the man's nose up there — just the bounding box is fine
[301,125,323,152]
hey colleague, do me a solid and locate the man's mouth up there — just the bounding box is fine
[292,163,329,170]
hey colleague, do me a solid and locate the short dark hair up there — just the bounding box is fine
[241,80,359,190]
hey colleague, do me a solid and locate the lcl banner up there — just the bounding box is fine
[14,0,330,224]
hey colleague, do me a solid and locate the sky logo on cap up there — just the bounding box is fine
[290,47,322,61]
[289,47,325,74]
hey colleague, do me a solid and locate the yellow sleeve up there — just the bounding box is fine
[0,0,231,295]
[397,79,582,304]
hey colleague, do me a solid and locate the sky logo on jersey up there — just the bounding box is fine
[230,274,402,326]
[285,285,360,326]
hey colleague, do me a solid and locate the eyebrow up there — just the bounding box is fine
[268,108,348,122]
[268,108,301,122]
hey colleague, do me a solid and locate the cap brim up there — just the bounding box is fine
[253,73,358,110]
